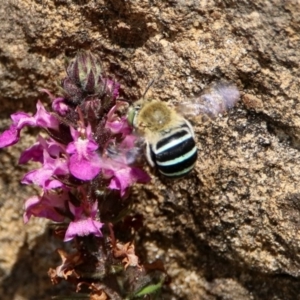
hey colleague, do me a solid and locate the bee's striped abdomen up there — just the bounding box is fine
[150,123,197,178]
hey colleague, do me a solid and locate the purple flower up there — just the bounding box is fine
[0,50,152,245]
[39,89,70,116]
[108,166,150,197]
[105,102,132,136]
[0,112,33,148]
[64,201,104,242]
[52,97,70,115]
[19,140,44,164]
[24,190,69,223]
[101,157,150,197]
[66,125,101,181]
[35,101,60,129]
[21,139,69,189]
[19,135,65,164]
[0,101,59,148]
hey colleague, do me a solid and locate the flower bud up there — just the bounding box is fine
[62,51,110,104]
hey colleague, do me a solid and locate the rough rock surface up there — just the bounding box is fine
[1,0,300,299]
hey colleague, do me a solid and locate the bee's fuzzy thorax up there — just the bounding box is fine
[136,100,184,132]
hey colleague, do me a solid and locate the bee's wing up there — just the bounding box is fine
[106,135,146,165]
[178,82,240,118]
[124,137,146,165]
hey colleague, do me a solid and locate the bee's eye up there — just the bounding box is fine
[128,104,142,126]
[127,106,137,126]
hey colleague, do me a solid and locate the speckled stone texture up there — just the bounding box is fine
[1,0,300,299]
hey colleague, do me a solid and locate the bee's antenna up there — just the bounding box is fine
[142,70,164,99]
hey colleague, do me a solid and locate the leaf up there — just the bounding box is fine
[133,280,163,298]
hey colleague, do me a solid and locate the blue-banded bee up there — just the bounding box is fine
[127,82,240,178]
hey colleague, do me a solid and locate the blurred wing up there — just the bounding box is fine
[106,136,146,165]
[178,82,240,118]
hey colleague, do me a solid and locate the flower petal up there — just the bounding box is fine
[19,142,44,164]
[52,97,70,115]
[0,112,35,147]
[24,192,68,223]
[68,152,101,180]
[35,101,60,129]
[64,218,103,242]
